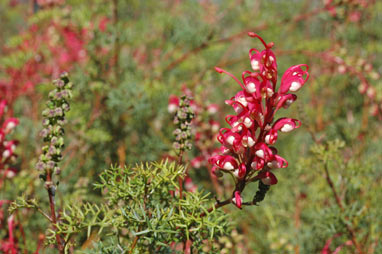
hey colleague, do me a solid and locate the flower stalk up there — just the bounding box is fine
[36,72,73,252]
[171,95,194,198]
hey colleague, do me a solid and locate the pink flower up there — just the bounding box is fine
[209,33,309,207]
[279,64,309,94]
[0,213,17,254]
[0,100,19,185]
[232,191,242,209]
[321,234,353,254]
[272,118,301,133]
[184,177,197,193]
[168,95,180,113]
[191,156,203,168]
[256,171,278,185]
[207,104,219,114]
[98,17,110,32]
[2,118,19,134]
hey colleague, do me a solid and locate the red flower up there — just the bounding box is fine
[209,33,309,207]
[168,94,180,113]
[233,191,242,209]
[0,100,19,185]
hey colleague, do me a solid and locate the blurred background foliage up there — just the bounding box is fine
[0,0,381,253]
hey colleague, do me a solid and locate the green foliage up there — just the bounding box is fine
[291,140,382,253]
[48,161,229,253]
[46,203,113,249]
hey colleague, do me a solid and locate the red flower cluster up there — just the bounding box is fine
[324,0,375,22]
[209,33,309,208]
[0,22,88,107]
[0,100,19,186]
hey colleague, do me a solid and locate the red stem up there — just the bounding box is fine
[46,173,64,253]
[178,150,184,199]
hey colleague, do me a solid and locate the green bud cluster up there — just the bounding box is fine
[36,72,73,179]
[172,96,194,154]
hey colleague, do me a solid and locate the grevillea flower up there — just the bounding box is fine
[321,233,353,254]
[0,100,19,185]
[209,33,309,208]
[0,201,17,254]
[168,95,180,113]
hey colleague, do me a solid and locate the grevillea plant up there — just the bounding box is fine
[209,32,309,208]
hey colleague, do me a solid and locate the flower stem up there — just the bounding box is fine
[46,172,64,253]
[178,150,184,199]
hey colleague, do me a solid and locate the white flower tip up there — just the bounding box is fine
[255,150,264,158]
[6,170,16,178]
[289,81,301,92]
[212,124,219,132]
[244,117,252,128]
[266,88,274,97]
[246,82,256,93]
[223,162,234,170]
[259,114,264,123]
[281,124,294,133]
[2,150,10,159]
[222,148,230,154]
[234,106,243,114]
[247,137,255,147]
[168,104,177,113]
[251,60,260,71]
[226,135,235,145]
[265,135,271,144]
[5,122,16,132]
[237,96,248,107]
